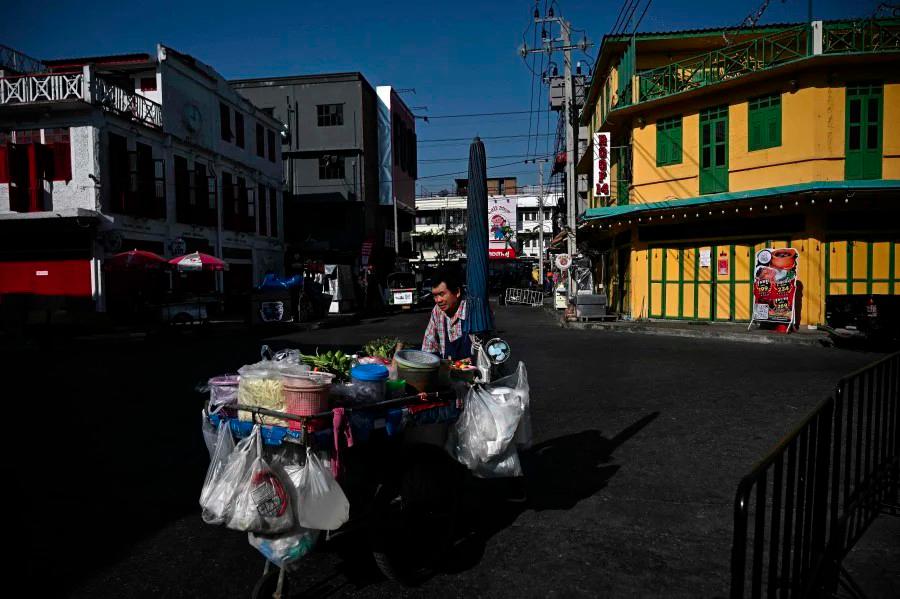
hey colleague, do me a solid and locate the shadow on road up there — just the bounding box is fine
[443,412,660,577]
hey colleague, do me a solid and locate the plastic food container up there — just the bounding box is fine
[208,375,239,417]
[394,349,441,393]
[282,372,334,430]
[350,364,390,404]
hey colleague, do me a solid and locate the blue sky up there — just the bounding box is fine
[0,0,876,191]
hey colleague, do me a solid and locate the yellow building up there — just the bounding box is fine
[577,19,900,327]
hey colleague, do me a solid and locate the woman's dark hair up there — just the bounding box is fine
[431,267,463,293]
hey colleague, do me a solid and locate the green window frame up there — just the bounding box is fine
[656,115,683,166]
[748,93,781,151]
[845,82,882,180]
[699,105,729,195]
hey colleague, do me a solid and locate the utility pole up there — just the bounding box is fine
[562,21,576,300]
[520,8,591,301]
[528,157,550,292]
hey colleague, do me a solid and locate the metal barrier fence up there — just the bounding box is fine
[504,288,544,307]
[730,352,900,598]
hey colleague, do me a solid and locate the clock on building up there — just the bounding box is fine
[182,103,202,132]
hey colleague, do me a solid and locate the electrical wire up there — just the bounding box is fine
[419,133,555,143]
[416,109,550,119]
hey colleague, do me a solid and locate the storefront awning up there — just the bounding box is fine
[580,180,900,223]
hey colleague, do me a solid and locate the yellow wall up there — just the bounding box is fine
[629,72,900,203]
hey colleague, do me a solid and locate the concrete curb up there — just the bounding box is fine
[542,304,831,347]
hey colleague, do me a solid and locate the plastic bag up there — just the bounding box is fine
[227,430,294,534]
[201,424,258,524]
[295,447,349,530]
[201,410,219,459]
[450,362,530,478]
[248,528,320,569]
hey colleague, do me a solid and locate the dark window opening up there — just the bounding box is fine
[222,172,236,231]
[220,102,232,142]
[108,132,129,213]
[139,77,157,92]
[235,112,245,148]
[258,184,268,236]
[317,104,343,127]
[318,155,345,180]
[44,127,72,181]
[267,129,276,162]
[256,123,265,157]
[268,186,278,237]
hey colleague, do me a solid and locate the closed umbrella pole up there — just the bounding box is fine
[465,137,493,335]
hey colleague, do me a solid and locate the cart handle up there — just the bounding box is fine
[230,389,457,423]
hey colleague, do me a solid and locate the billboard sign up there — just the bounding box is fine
[593,131,611,199]
[751,247,799,327]
[488,197,516,260]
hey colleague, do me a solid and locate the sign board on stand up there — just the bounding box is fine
[750,247,799,331]
[555,254,572,270]
[488,197,516,260]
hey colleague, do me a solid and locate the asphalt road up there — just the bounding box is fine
[10,306,897,598]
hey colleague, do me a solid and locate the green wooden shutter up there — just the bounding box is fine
[748,94,781,151]
[656,116,683,166]
[700,105,728,194]
[846,83,883,180]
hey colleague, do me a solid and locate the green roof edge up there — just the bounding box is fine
[581,180,900,221]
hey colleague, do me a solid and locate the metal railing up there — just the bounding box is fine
[638,25,809,105]
[0,43,48,74]
[0,72,84,105]
[504,288,545,307]
[0,70,162,129]
[92,77,162,129]
[823,18,900,55]
[730,352,900,598]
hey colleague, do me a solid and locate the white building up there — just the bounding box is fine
[412,190,561,263]
[0,44,285,319]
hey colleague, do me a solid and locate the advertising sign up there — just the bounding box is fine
[488,197,516,259]
[593,132,611,199]
[554,254,572,270]
[752,247,799,326]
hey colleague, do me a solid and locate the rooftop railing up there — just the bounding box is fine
[604,19,900,113]
[0,68,162,129]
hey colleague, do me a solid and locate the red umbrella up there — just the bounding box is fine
[168,251,228,272]
[105,249,168,271]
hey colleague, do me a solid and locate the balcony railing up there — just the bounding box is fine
[823,18,900,54]
[0,72,84,104]
[92,77,162,128]
[636,25,810,105]
[602,19,900,115]
[0,70,162,129]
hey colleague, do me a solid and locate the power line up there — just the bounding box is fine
[419,153,549,163]
[416,109,551,120]
[418,133,554,143]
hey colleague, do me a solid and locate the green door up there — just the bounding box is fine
[845,83,883,180]
[700,105,729,194]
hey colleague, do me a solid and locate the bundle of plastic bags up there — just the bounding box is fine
[246,447,348,566]
[199,424,293,534]
[449,362,531,477]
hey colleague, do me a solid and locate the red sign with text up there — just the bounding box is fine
[489,248,516,259]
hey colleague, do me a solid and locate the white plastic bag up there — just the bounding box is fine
[201,425,259,524]
[248,528,320,569]
[199,419,236,523]
[201,410,219,459]
[295,448,349,530]
[227,430,294,534]
[450,362,530,477]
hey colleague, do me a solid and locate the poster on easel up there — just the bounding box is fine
[750,248,799,328]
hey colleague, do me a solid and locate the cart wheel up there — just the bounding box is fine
[251,568,289,599]
[370,445,464,586]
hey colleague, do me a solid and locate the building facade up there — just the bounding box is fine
[0,44,284,320]
[578,19,900,326]
[231,74,416,274]
[413,187,561,264]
